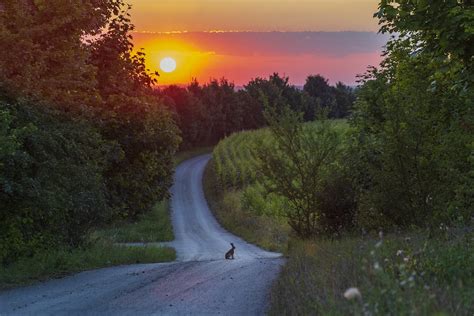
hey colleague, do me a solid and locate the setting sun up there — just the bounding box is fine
[160,57,177,73]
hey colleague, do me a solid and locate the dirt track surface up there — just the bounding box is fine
[0,154,284,315]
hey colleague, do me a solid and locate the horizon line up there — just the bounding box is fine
[132,30,382,35]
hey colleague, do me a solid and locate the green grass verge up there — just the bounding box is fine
[0,242,175,291]
[92,200,174,243]
[174,146,213,166]
[269,230,473,315]
[203,159,290,253]
[2,200,176,291]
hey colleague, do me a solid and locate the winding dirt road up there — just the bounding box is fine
[0,154,284,315]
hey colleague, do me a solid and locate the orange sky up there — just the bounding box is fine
[127,0,385,86]
[128,0,380,32]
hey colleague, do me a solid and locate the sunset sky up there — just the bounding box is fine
[128,0,386,86]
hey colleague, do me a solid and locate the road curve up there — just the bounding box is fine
[0,154,284,315]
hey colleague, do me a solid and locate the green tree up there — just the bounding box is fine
[376,0,473,71]
[243,73,303,125]
[331,82,356,118]
[0,96,110,264]
[303,75,334,118]
[0,0,123,108]
[255,104,346,237]
[351,0,473,228]
[89,7,181,218]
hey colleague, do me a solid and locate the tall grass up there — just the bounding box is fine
[203,161,290,253]
[269,229,473,315]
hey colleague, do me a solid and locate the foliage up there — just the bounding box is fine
[88,3,180,220]
[376,0,473,74]
[0,98,110,264]
[0,0,121,108]
[255,106,352,237]
[351,1,474,230]
[269,229,473,315]
[302,75,356,120]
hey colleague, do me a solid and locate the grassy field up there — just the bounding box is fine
[204,121,474,315]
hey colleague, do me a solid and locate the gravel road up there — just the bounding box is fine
[0,154,284,315]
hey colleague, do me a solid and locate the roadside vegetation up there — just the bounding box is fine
[0,144,215,290]
[204,160,290,253]
[1,195,177,290]
[205,1,473,313]
[0,1,180,268]
[0,242,175,291]
[206,119,473,314]
[270,230,473,315]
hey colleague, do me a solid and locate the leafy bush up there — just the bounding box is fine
[0,99,110,264]
[351,48,473,230]
[316,169,357,235]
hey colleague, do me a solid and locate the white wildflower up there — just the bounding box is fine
[375,241,383,248]
[403,256,410,263]
[344,287,362,300]
[374,262,381,270]
[396,250,403,256]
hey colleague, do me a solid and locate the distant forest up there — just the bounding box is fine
[159,74,355,147]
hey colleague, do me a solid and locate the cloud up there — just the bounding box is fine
[133,31,388,58]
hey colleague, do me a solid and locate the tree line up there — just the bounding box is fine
[159,74,355,147]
